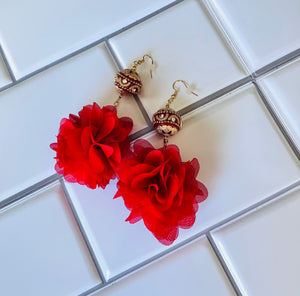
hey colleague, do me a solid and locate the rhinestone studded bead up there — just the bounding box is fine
[114,69,142,96]
[152,108,182,136]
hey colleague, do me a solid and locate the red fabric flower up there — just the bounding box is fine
[50,103,133,189]
[115,139,208,245]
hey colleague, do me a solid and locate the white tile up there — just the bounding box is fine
[0,182,100,296]
[0,45,147,202]
[206,0,300,71]
[0,53,11,87]
[95,237,235,296]
[109,0,247,117]
[0,0,173,79]
[66,84,300,279]
[258,58,300,151]
[211,186,300,296]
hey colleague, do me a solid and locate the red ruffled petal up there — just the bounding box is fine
[133,139,155,162]
[144,150,164,166]
[119,117,134,136]
[126,209,143,224]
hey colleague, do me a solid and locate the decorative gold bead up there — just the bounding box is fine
[114,69,142,96]
[152,108,182,136]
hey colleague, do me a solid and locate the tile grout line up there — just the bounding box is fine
[59,179,107,284]
[206,233,242,296]
[80,180,300,296]
[104,40,123,70]
[129,126,154,142]
[0,173,61,210]
[0,81,14,92]
[253,82,300,160]
[104,40,153,128]
[178,75,252,116]
[131,93,153,127]
[0,0,184,94]
[254,48,300,78]
[201,0,252,75]
[0,44,16,82]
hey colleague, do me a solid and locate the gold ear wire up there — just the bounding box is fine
[166,80,198,108]
[172,80,198,96]
[165,88,179,108]
[143,55,154,79]
[131,54,154,78]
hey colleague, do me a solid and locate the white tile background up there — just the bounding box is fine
[0,182,100,296]
[205,0,300,72]
[0,0,174,79]
[0,0,299,295]
[258,58,300,152]
[211,187,300,296]
[95,237,236,296]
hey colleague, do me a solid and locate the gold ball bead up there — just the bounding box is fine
[114,69,142,96]
[152,108,182,136]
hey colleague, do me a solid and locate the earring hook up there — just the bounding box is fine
[143,54,154,78]
[131,54,154,78]
[172,80,198,96]
[166,80,198,108]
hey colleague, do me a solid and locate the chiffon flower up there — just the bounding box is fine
[115,139,208,245]
[51,103,133,189]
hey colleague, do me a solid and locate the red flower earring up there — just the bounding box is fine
[115,80,208,245]
[50,55,154,189]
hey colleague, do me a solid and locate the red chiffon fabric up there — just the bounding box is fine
[50,103,133,189]
[115,139,208,245]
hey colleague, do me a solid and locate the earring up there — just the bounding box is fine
[115,80,208,246]
[50,54,154,190]
[113,54,154,107]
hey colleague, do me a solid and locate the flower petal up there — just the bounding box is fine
[119,117,133,136]
[88,146,105,173]
[69,113,81,126]
[94,114,116,142]
[126,209,143,224]
[118,160,154,184]
[50,143,58,151]
[81,127,92,152]
[133,139,155,162]
[131,166,161,189]
[90,102,104,127]
[144,150,164,166]
[196,181,209,202]
[102,105,117,114]
[95,143,114,158]
[78,104,93,126]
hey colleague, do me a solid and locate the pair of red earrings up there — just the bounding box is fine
[51,55,208,245]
